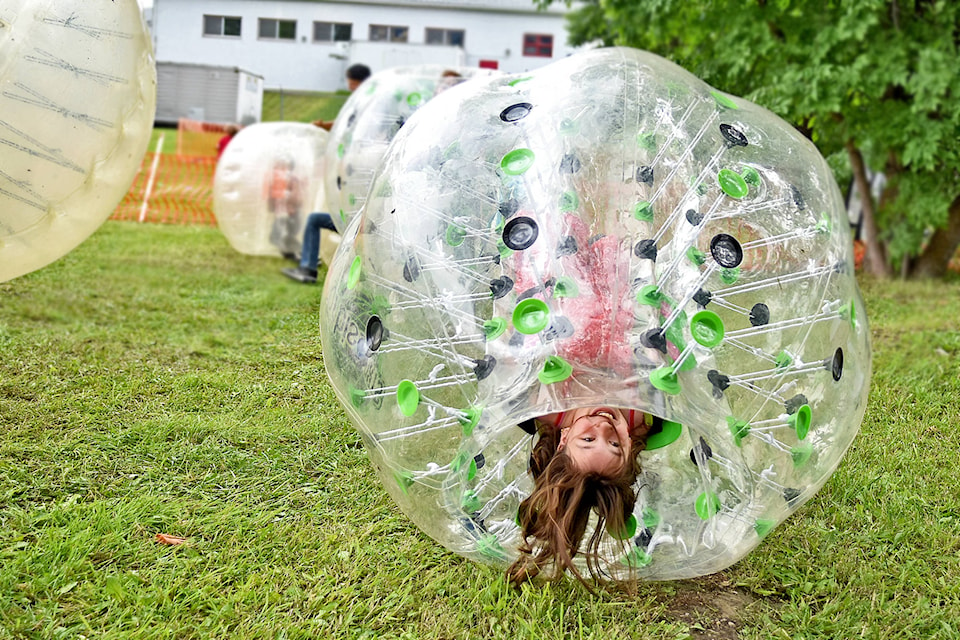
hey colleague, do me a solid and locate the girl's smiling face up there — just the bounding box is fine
[557,407,632,476]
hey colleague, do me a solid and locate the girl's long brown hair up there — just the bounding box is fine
[507,418,649,589]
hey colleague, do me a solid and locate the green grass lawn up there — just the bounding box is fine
[1,222,959,639]
[146,128,179,156]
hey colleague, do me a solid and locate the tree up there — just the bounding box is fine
[540,0,960,278]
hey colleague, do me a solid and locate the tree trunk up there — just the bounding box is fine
[908,193,960,278]
[846,141,891,277]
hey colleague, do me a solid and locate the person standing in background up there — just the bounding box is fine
[313,64,371,131]
[283,63,371,283]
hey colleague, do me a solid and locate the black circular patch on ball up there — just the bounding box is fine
[720,124,748,148]
[832,347,844,381]
[640,328,667,354]
[503,217,539,251]
[783,487,802,504]
[556,235,578,257]
[635,528,653,548]
[498,198,519,218]
[690,437,714,466]
[636,165,654,184]
[710,234,743,268]
[634,239,658,261]
[707,369,730,399]
[500,102,533,122]
[693,288,713,307]
[785,394,809,415]
[791,185,806,209]
[490,276,514,299]
[473,355,497,381]
[749,303,770,326]
[559,154,582,174]
[365,316,384,352]
[402,256,420,282]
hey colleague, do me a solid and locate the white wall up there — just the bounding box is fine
[347,41,466,72]
[152,0,576,91]
[236,71,264,123]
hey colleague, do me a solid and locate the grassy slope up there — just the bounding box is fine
[261,91,350,124]
[145,91,348,157]
[1,222,958,639]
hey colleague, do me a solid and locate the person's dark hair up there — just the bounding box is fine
[346,64,372,83]
[506,418,649,589]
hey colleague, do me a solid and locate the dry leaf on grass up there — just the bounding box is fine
[155,533,187,546]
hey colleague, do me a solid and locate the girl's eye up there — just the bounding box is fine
[582,437,595,442]
[610,441,621,448]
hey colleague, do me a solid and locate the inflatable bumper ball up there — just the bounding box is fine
[320,47,871,580]
[323,65,493,234]
[214,122,328,258]
[0,0,156,282]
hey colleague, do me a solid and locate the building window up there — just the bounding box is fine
[523,33,553,57]
[370,24,408,43]
[314,21,352,42]
[425,28,465,47]
[259,18,296,41]
[203,15,241,37]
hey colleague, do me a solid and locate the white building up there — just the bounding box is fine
[151,0,578,92]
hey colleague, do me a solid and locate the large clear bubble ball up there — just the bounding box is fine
[0,0,156,282]
[320,48,871,580]
[323,65,493,233]
[214,122,328,257]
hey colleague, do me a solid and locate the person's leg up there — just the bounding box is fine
[298,213,322,271]
[316,213,336,232]
[285,212,334,283]
[302,212,336,270]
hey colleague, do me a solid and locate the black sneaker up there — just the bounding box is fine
[282,266,318,283]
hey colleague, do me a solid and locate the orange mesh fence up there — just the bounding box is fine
[112,119,226,226]
[112,152,217,226]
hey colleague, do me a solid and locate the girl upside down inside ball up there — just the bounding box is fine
[507,407,651,588]
[502,210,658,587]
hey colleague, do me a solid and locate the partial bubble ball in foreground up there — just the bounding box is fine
[0,0,156,282]
[321,48,871,580]
[214,122,328,257]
